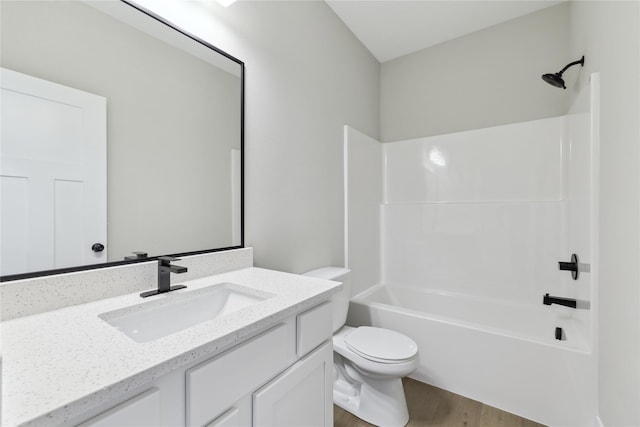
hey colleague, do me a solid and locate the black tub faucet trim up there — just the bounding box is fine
[558,253,579,280]
[543,293,577,308]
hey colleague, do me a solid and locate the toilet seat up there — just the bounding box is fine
[345,326,418,363]
[333,327,419,378]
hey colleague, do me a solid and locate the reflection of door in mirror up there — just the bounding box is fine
[0,68,107,276]
[1,0,244,279]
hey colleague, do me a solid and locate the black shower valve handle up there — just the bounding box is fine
[558,261,577,271]
[558,253,579,280]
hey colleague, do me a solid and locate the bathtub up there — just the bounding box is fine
[347,284,597,427]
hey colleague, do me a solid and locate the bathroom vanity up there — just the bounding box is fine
[1,257,341,427]
[0,1,343,425]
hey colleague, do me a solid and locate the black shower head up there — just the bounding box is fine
[542,56,585,89]
[542,72,566,89]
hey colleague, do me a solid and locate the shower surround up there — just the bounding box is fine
[344,76,599,426]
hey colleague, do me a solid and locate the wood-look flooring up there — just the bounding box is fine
[334,378,546,427]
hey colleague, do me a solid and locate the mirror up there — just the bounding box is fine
[0,0,244,280]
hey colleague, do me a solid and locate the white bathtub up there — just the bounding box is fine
[347,284,597,427]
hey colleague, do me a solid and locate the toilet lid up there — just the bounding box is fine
[345,327,418,363]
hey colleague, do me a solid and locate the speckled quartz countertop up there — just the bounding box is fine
[1,267,341,427]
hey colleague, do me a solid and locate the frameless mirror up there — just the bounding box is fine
[0,0,244,280]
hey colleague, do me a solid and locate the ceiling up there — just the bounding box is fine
[326,1,565,63]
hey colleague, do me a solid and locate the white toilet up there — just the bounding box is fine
[303,267,418,427]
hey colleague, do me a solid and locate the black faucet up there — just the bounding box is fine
[543,293,577,308]
[140,256,188,298]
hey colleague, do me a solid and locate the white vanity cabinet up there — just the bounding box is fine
[253,341,333,426]
[72,301,334,427]
[186,320,297,426]
[188,301,334,427]
[250,302,333,427]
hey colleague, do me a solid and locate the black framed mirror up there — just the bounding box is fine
[0,0,244,281]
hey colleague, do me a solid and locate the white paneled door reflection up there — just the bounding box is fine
[1,68,106,276]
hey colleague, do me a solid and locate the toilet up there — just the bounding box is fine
[303,267,418,427]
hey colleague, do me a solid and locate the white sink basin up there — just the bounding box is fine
[99,282,274,343]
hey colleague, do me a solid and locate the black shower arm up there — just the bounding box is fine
[557,56,585,75]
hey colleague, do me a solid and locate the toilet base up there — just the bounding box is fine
[333,354,410,427]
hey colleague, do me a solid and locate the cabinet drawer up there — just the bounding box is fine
[296,301,333,357]
[186,320,296,427]
[76,388,161,427]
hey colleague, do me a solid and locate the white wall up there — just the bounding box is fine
[380,3,570,142]
[568,2,640,425]
[132,0,380,273]
[344,126,382,297]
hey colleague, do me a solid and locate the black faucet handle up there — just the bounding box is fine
[158,256,180,265]
[124,251,148,260]
[158,256,187,274]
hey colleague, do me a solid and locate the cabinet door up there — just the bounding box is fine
[253,341,333,427]
[76,388,161,427]
[186,322,296,427]
[204,395,251,427]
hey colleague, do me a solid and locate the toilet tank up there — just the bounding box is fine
[302,267,351,333]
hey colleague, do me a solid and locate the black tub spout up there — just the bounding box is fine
[543,293,577,308]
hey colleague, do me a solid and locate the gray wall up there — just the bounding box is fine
[569,2,640,425]
[380,3,570,141]
[1,1,240,261]
[134,0,380,273]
